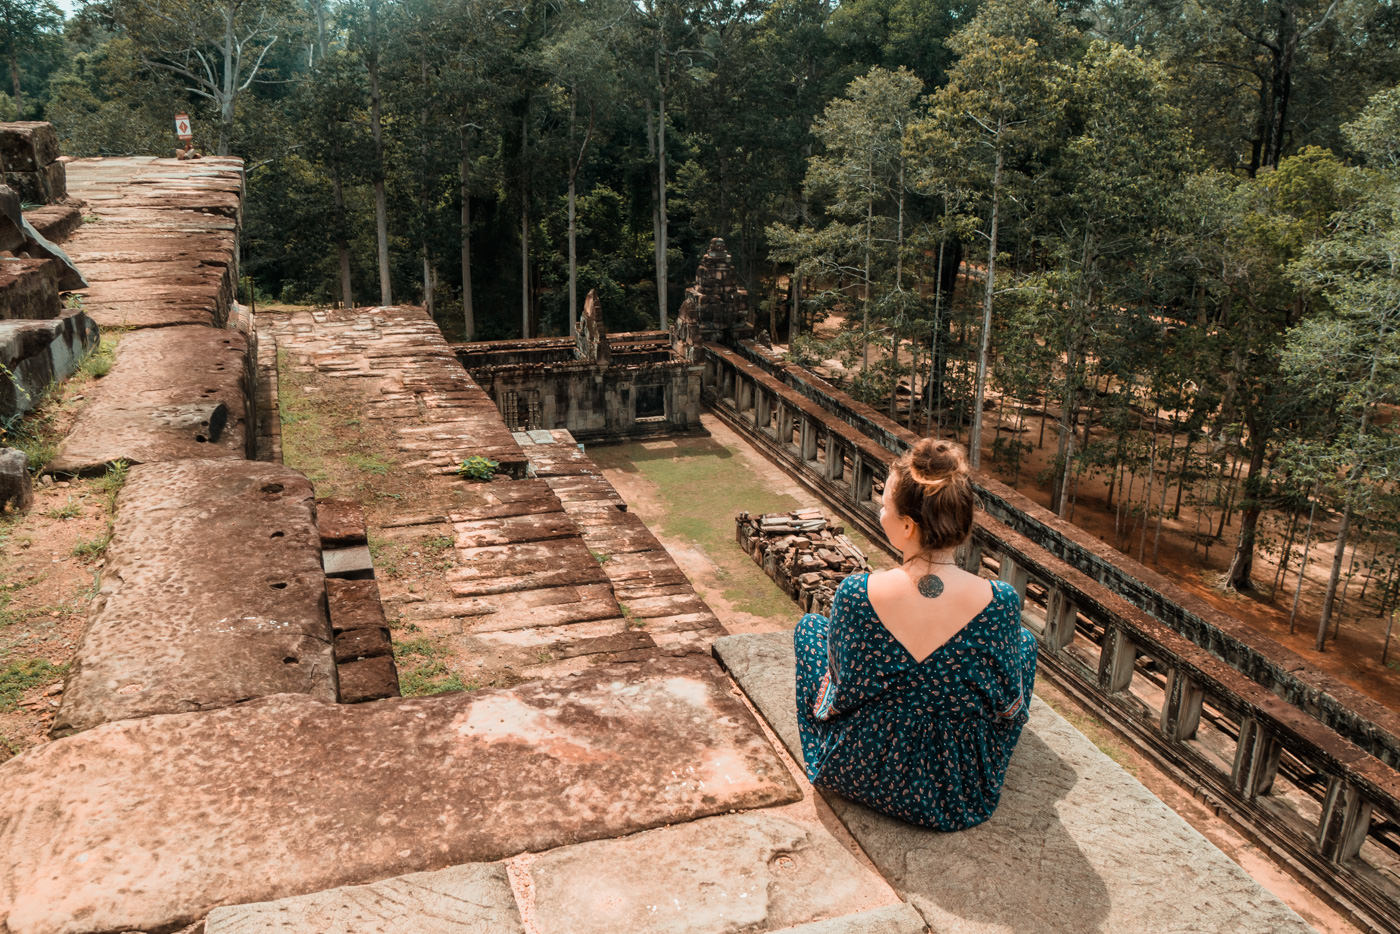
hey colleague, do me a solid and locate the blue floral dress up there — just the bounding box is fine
[795,573,1037,830]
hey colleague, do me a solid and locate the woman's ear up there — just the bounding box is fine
[903,516,918,541]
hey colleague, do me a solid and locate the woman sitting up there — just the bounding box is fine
[794,438,1037,830]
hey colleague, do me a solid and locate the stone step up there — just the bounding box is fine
[49,325,250,476]
[0,307,97,419]
[0,122,60,173]
[0,655,800,934]
[52,459,333,735]
[0,257,60,321]
[22,203,82,243]
[205,812,927,934]
[712,633,1315,934]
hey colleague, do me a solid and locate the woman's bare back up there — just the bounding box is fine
[865,565,995,663]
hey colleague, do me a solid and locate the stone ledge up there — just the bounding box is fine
[53,459,334,734]
[49,325,250,476]
[712,632,1314,934]
[0,655,800,934]
[0,307,96,419]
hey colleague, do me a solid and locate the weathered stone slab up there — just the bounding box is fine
[22,203,81,243]
[52,460,333,734]
[323,543,374,578]
[327,578,388,632]
[204,862,524,933]
[0,122,60,171]
[4,162,65,204]
[776,905,929,934]
[712,633,1313,934]
[0,655,799,934]
[528,811,903,934]
[317,498,367,547]
[0,257,58,320]
[49,325,249,475]
[447,539,609,595]
[337,655,399,702]
[0,446,30,512]
[334,626,391,662]
[0,308,98,419]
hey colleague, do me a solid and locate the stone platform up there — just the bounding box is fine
[713,632,1314,934]
[52,459,333,735]
[62,156,244,329]
[0,656,799,934]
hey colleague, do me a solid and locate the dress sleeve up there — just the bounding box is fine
[982,583,1036,723]
[812,573,909,721]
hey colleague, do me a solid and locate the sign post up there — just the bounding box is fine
[174,113,193,141]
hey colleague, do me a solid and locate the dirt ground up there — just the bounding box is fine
[0,354,122,761]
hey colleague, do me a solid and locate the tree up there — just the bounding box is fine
[104,0,303,155]
[1285,90,1400,648]
[344,0,391,304]
[768,66,922,382]
[0,0,60,117]
[921,0,1067,470]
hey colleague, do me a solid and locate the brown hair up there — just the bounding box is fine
[889,438,976,553]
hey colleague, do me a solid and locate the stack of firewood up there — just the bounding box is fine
[735,508,870,616]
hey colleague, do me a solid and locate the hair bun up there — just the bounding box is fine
[909,438,968,488]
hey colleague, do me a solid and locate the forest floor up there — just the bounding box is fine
[801,310,1400,712]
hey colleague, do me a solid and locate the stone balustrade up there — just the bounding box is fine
[701,338,1400,931]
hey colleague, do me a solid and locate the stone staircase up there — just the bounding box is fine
[0,122,94,424]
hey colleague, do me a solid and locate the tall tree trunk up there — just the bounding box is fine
[367,2,391,305]
[520,200,531,338]
[460,145,474,340]
[218,10,235,156]
[1290,484,1319,633]
[332,171,352,308]
[1317,504,1352,651]
[969,142,1003,471]
[1225,426,1269,590]
[8,52,20,119]
[649,92,669,330]
[421,246,434,318]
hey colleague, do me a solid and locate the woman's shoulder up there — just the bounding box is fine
[836,571,873,599]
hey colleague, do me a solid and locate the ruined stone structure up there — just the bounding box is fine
[735,510,868,615]
[674,236,753,342]
[703,333,1400,930]
[0,147,1373,933]
[456,291,702,442]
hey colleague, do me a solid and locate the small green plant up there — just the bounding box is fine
[81,214,100,224]
[535,648,555,663]
[590,549,612,565]
[620,602,646,629]
[0,658,67,711]
[456,455,499,482]
[78,336,115,379]
[64,293,85,311]
[71,532,112,561]
[98,459,129,510]
[45,497,81,520]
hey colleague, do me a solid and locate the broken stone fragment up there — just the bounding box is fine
[0,446,32,513]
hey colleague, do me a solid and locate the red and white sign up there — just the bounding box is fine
[174,113,193,140]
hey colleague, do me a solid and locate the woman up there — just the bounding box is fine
[794,437,1037,830]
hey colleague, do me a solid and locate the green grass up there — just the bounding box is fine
[0,659,67,711]
[71,534,111,561]
[347,452,393,475]
[78,336,116,379]
[589,437,811,622]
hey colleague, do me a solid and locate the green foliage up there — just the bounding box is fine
[456,455,499,482]
[0,658,67,711]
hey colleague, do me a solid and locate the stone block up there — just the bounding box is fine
[22,204,81,243]
[0,122,59,172]
[324,543,374,579]
[0,446,30,513]
[334,627,391,662]
[711,633,1314,934]
[337,655,399,702]
[0,308,98,420]
[326,578,388,633]
[0,257,59,321]
[204,862,525,933]
[316,498,366,548]
[4,163,65,205]
[0,655,799,934]
[528,811,905,934]
[52,460,334,734]
[49,325,250,475]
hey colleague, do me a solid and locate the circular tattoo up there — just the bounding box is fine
[917,574,945,598]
